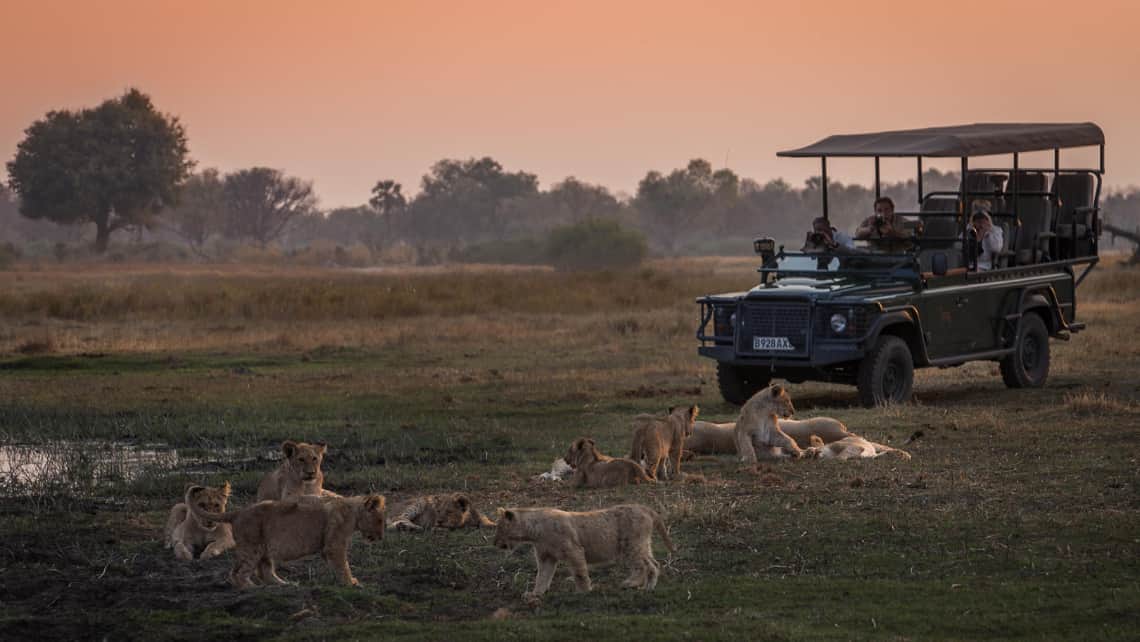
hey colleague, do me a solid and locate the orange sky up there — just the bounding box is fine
[2,0,1139,207]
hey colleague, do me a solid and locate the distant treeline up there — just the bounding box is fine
[3,89,1140,266]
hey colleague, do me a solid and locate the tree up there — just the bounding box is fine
[222,168,317,248]
[164,168,224,256]
[369,179,406,241]
[5,89,193,253]
[635,159,725,253]
[548,177,621,223]
[407,157,539,242]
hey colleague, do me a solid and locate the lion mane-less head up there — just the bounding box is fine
[356,494,387,542]
[187,481,231,529]
[493,508,536,550]
[434,493,474,529]
[666,405,700,437]
[564,438,600,469]
[282,440,327,482]
[753,384,795,418]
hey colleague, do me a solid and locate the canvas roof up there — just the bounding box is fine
[777,123,1104,158]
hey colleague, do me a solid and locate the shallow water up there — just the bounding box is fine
[0,442,183,494]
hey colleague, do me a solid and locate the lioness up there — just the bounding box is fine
[688,416,853,455]
[629,405,699,480]
[256,440,334,501]
[565,438,652,488]
[387,493,496,531]
[735,384,803,463]
[804,434,912,460]
[164,481,235,561]
[186,487,386,588]
[493,504,675,599]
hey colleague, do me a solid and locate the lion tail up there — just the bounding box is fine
[184,486,238,523]
[650,509,676,554]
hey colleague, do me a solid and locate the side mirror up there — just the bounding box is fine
[753,237,776,266]
[931,252,948,276]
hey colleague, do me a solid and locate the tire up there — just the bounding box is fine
[1000,312,1050,388]
[857,335,914,407]
[716,363,772,406]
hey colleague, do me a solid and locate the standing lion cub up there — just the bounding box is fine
[629,405,699,480]
[186,487,386,588]
[494,504,675,600]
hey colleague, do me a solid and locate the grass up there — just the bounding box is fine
[0,257,1138,640]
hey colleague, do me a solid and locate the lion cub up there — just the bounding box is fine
[387,493,496,531]
[804,434,912,460]
[629,405,699,480]
[565,438,652,488]
[257,440,334,501]
[186,487,386,588]
[164,481,235,561]
[494,504,675,600]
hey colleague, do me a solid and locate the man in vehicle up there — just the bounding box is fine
[855,197,911,244]
[802,216,856,253]
[969,201,1004,271]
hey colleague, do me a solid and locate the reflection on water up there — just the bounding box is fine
[0,442,181,495]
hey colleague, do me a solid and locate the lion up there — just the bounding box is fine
[734,384,803,463]
[256,440,336,501]
[628,405,699,480]
[688,416,853,456]
[387,493,496,531]
[186,487,386,588]
[164,481,235,561]
[493,504,675,600]
[804,434,912,460]
[564,438,653,488]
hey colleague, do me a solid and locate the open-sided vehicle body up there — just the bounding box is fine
[697,123,1104,406]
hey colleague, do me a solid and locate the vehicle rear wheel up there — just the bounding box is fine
[999,312,1050,388]
[716,363,772,406]
[857,335,914,407]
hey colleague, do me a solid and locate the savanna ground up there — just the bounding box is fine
[0,257,1137,641]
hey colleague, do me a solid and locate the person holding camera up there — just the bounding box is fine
[802,217,855,253]
[968,201,1003,271]
[855,197,910,242]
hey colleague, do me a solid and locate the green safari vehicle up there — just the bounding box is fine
[696,123,1105,406]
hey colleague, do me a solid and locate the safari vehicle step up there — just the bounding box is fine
[696,122,1104,407]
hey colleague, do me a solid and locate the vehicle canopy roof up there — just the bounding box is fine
[777,122,1104,158]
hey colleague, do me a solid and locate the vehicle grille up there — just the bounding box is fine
[736,301,812,356]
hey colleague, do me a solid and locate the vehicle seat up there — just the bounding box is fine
[1009,171,1053,265]
[920,195,960,243]
[1053,173,1097,259]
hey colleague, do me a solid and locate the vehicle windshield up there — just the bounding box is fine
[765,248,917,280]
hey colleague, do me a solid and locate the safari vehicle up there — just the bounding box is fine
[697,123,1105,407]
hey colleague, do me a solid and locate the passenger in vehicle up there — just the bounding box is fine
[855,197,910,243]
[802,217,855,253]
[968,201,1003,271]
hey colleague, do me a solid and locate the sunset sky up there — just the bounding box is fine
[3,0,1139,208]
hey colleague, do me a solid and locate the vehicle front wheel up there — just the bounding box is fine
[1000,312,1050,388]
[716,363,772,406]
[857,335,914,407]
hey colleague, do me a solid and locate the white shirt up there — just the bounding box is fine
[977,225,1004,271]
[833,229,855,250]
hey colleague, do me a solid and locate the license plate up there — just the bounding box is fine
[753,336,795,351]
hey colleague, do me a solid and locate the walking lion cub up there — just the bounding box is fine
[186,487,386,588]
[628,405,698,480]
[493,504,675,600]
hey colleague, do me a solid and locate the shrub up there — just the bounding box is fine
[545,218,647,271]
[452,238,546,265]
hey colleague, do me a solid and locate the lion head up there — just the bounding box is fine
[494,508,526,550]
[356,495,387,542]
[752,384,795,418]
[667,405,700,438]
[564,438,599,469]
[282,440,327,483]
[187,481,231,529]
[435,494,474,529]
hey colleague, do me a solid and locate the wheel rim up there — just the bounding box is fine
[882,360,904,400]
[1022,334,1040,372]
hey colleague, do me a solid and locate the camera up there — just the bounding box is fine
[874,214,885,226]
[809,232,826,245]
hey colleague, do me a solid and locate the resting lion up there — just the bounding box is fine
[257,440,337,501]
[735,384,803,463]
[804,434,912,460]
[565,438,652,488]
[186,487,386,588]
[687,417,853,456]
[164,481,235,561]
[629,405,699,480]
[387,493,496,531]
[493,504,675,599]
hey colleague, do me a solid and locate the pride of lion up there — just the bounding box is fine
[165,383,909,598]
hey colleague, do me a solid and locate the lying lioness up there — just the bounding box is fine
[687,416,853,456]
[256,440,335,501]
[164,481,235,561]
[565,438,652,488]
[186,487,386,588]
[804,434,912,460]
[387,493,496,531]
[494,504,675,600]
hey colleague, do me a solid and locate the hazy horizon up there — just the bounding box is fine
[4,0,1139,208]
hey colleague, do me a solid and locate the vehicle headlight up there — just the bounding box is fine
[829,313,848,334]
